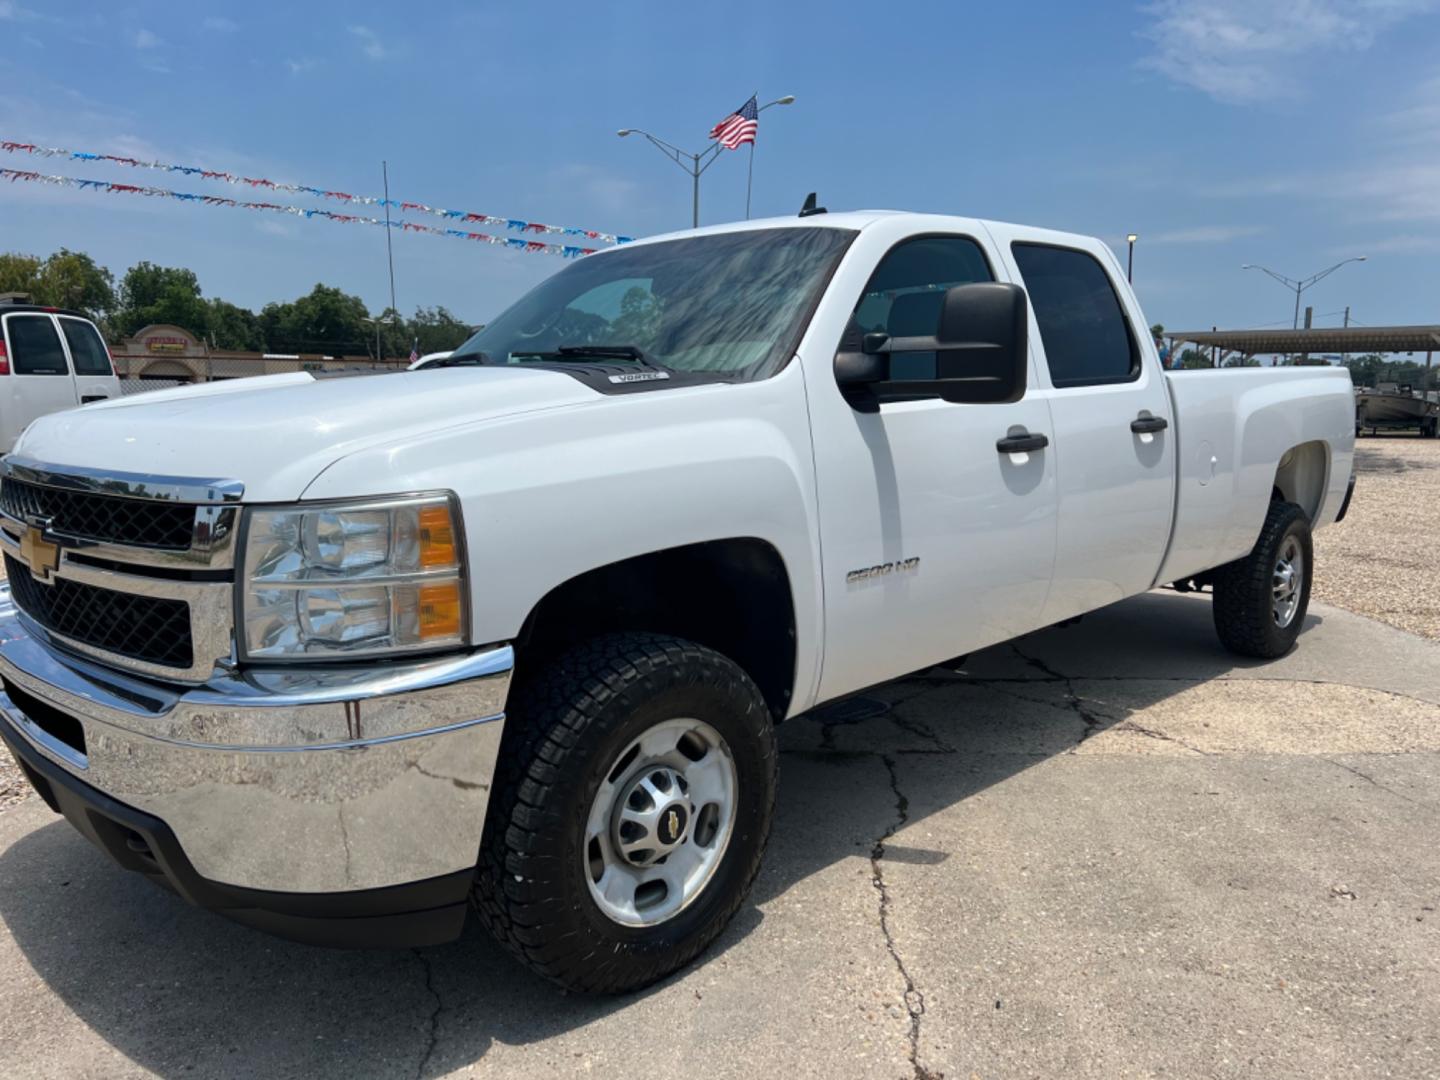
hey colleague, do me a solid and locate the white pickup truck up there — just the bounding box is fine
[0,210,1356,993]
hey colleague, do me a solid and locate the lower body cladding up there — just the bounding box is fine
[0,594,512,948]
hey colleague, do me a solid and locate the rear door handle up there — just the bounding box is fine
[81,395,109,404]
[1130,414,1168,434]
[996,430,1049,454]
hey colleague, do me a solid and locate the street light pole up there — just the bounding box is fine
[618,96,795,229]
[1126,233,1137,283]
[1241,257,1369,329]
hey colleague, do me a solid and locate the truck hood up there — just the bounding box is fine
[12,367,599,502]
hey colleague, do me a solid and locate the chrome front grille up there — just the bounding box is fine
[4,553,194,668]
[0,456,243,682]
[0,478,196,550]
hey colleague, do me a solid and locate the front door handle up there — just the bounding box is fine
[1131,414,1169,434]
[996,430,1049,454]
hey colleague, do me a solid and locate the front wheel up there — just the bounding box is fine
[472,633,777,993]
[1212,500,1313,658]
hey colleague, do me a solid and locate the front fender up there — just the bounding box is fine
[302,368,825,712]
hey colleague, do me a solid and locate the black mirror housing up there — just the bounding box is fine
[930,282,1029,404]
[834,282,1029,408]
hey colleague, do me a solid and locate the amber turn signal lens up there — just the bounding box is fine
[417,581,463,640]
[418,504,458,569]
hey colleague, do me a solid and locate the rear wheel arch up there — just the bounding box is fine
[513,538,799,721]
[1271,440,1328,522]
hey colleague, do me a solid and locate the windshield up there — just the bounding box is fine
[450,226,855,378]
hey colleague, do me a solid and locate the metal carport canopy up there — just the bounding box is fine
[1168,326,1440,354]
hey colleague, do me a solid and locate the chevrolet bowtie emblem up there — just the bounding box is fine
[19,526,60,582]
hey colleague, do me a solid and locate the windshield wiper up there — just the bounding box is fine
[421,352,489,368]
[513,344,667,369]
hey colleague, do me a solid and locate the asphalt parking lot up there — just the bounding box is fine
[1,438,1438,1079]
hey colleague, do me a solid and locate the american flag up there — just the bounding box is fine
[409,339,419,365]
[709,95,759,149]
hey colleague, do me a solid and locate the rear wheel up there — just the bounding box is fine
[472,633,777,993]
[1212,500,1313,659]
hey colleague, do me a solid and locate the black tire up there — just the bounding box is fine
[472,632,777,994]
[1212,500,1313,659]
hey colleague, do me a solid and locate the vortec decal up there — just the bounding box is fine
[846,557,920,584]
[608,371,671,384]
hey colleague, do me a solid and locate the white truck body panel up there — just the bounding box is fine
[9,211,1358,720]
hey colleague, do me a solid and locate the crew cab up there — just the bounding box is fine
[0,211,1356,993]
[0,302,121,450]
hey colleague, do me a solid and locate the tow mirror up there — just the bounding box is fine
[836,282,1029,408]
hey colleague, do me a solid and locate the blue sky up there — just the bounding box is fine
[3,0,1438,338]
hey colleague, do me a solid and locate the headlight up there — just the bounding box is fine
[240,494,466,661]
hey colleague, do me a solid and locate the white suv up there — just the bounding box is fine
[0,303,121,451]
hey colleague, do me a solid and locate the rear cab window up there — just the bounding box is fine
[1010,243,1138,388]
[4,315,71,376]
[59,318,114,376]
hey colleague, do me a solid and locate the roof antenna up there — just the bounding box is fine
[798,192,827,218]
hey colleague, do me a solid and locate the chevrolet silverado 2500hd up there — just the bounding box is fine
[0,211,1356,993]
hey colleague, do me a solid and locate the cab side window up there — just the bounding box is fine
[848,237,993,382]
[5,316,70,376]
[60,319,114,377]
[1011,243,1137,387]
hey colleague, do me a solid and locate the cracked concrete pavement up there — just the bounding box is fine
[1,590,1438,1078]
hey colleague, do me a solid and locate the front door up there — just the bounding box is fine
[1,314,80,450]
[986,228,1176,623]
[806,231,1059,703]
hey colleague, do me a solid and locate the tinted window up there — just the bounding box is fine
[5,316,69,376]
[850,237,993,381]
[60,319,113,376]
[1012,243,1136,387]
[450,227,855,378]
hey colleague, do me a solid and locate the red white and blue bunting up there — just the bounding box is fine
[0,139,633,247]
[0,168,602,258]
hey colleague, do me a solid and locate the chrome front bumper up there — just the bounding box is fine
[0,589,511,896]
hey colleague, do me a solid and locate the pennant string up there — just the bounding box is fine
[0,168,598,258]
[0,139,632,244]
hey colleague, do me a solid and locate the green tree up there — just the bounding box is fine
[407,306,475,355]
[1178,348,1214,369]
[37,249,115,319]
[0,253,43,298]
[115,262,208,339]
[261,284,371,355]
[205,298,264,350]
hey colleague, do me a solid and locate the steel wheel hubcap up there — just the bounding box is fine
[1272,536,1304,628]
[584,718,737,927]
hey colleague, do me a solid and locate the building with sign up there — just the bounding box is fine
[111,325,405,382]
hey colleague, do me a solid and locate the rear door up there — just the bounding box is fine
[0,313,80,451]
[986,228,1176,624]
[57,316,119,404]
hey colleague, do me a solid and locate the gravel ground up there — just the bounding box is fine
[0,434,1433,816]
[1312,432,1440,640]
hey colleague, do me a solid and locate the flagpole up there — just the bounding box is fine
[745,142,755,220]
